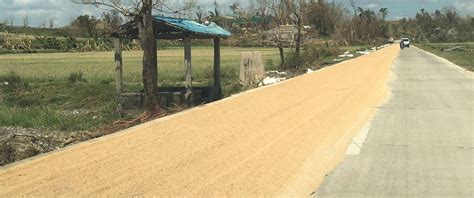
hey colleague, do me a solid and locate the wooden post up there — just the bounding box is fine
[184,36,193,106]
[113,38,123,112]
[213,37,222,100]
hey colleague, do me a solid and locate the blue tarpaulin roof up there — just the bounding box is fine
[112,16,231,39]
[153,16,231,38]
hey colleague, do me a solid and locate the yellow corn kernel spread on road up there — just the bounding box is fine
[0,45,400,196]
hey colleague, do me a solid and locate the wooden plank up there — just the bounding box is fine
[113,38,124,113]
[184,36,193,106]
[442,46,463,52]
[213,37,222,100]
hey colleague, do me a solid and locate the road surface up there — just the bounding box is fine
[0,45,399,196]
[315,46,473,197]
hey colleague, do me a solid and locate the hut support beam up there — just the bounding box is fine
[213,37,222,100]
[113,38,123,112]
[184,36,193,106]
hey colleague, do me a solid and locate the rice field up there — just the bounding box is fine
[0,46,281,86]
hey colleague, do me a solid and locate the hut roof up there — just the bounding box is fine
[111,16,231,39]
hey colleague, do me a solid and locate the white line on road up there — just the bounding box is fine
[345,119,373,155]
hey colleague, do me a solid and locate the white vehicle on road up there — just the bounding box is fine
[401,38,410,47]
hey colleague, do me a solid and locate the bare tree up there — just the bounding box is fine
[262,0,289,65]
[350,0,357,17]
[75,0,183,113]
[230,1,240,15]
[181,0,196,19]
[23,15,28,27]
[208,0,224,26]
[7,15,15,27]
[40,20,47,28]
[194,5,205,22]
[288,0,308,56]
[102,10,123,31]
[49,17,56,29]
[256,0,270,29]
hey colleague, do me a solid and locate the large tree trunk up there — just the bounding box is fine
[138,0,159,112]
[295,18,302,57]
[278,45,285,65]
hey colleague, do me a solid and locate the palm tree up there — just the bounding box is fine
[357,7,375,22]
[358,8,375,23]
[357,7,364,18]
[230,2,240,16]
[379,8,388,21]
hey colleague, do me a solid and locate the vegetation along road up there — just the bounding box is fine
[0,45,399,196]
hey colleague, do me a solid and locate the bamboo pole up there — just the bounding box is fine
[114,38,124,112]
[213,37,222,100]
[184,36,193,106]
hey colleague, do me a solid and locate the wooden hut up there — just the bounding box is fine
[111,16,231,108]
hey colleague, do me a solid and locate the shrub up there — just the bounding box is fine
[63,36,78,51]
[100,78,113,85]
[0,71,22,85]
[266,59,275,69]
[68,71,86,84]
[236,36,252,47]
[282,51,305,68]
[282,44,342,68]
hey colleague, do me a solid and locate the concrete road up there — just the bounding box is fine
[315,46,473,197]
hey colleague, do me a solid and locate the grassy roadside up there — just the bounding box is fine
[0,47,281,132]
[417,43,474,71]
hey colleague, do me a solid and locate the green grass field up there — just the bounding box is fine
[0,47,281,132]
[0,44,370,132]
[0,46,281,85]
[417,43,474,71]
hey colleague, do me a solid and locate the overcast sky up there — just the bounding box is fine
[0,0,473,27]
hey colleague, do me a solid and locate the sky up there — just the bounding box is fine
[0,0,473,27]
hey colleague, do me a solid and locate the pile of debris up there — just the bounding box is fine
[0,127,69,166]
[0,126,117,166]
[0,111,166,166]
[259,71,288,86]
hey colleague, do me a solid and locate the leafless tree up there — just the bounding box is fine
[262,0,289,64]
[194,5,205,22]
[288,0,308,56]
[40,20,47,28]
[256,0,270,29]
[7,15,15,27]
[23,15,29,27]
[49,17,56,29]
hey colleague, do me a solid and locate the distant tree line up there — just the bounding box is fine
[395,7,473,42]
[69,10,123,38]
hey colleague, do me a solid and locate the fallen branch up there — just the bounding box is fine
[441,46,463,52]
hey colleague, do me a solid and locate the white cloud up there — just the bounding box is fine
[366,3,379,9]
[0,0,104,27]
[453,1,474,15]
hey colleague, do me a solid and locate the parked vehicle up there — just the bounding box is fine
[388,37,394,44]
